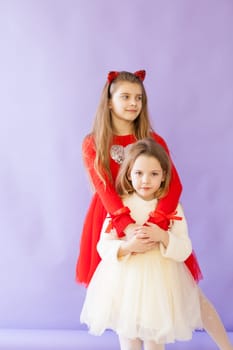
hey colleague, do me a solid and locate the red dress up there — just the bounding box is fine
[76,133,203,285]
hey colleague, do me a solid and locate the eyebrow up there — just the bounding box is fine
[134,168,162,172]
[119,92,143,96]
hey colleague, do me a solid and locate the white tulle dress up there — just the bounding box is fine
[80,193,203,344]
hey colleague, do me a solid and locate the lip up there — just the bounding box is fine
[126,109,137,112]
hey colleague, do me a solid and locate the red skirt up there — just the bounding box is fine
[76,193,107,286]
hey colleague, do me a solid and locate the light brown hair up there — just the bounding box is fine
[89,71,154,184]
[116,138,171,199]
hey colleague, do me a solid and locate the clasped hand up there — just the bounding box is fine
[123,223,164,254]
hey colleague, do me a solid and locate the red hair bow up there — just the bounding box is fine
[107,70,146,84]
[107,71,119,83]
[134,70,146,81]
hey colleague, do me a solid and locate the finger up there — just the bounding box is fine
[134,226,145,232]
[145,222,157,228]
[136,235,150,241]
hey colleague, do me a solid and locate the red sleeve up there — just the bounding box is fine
[82,135,135,234]
[151,132,183,229]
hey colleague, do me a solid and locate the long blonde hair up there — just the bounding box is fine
[90,71,154,183]
[116,138,171,199]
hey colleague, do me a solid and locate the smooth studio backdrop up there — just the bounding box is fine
[0,0,232,332]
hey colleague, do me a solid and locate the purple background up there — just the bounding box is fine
[0,0,232,336]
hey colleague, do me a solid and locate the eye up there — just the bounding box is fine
[121,95,129,100]
[135,171,142,176]
[152,172,159,176]
[136,95,142,101]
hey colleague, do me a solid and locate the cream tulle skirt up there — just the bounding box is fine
[80,247,203,344]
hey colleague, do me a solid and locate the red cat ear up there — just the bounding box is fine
[107,71,119,83]
[134,70,146,81]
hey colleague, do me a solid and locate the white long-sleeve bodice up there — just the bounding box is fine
[97,192,192,263]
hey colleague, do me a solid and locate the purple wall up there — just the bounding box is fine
[0,0,232,331]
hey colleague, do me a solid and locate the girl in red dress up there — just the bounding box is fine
[76,70,232,350]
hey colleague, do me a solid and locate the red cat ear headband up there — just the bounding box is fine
[107,70,146,84]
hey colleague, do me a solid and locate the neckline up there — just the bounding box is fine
[132,192,158,204]
[113,134,136,139]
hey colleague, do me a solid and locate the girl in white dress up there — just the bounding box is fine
[80,137,204,350]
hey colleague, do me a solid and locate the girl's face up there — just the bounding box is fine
[129,154,165,201]
[109,81,143,133]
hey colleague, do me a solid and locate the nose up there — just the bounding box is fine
[142,174,149,183]
[129,98,137,106]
